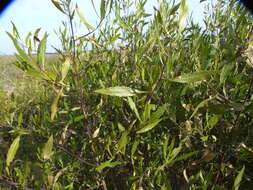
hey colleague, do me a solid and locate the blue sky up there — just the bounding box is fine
[0,0,212,55]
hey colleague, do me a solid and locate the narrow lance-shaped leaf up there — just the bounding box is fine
[136,119,162,134]
[169,3,180,16]
[96,161,122,172]
[42,135,54,160]
[76,5,95,30]
[170,70,218,83]
[190,97,215,119]
[95,86,136,97]
[61,57,71,81]
[233,166,245,190]
[127,97,141,121]
[33,28,41,47]
[53,167,68,188]
[118,131,128,154]
[51,88,63,120]
[6,136,20,166]
[100,0,106,20]
[6,32,29,62]
[37,32,48,70]
[11,22,20,39]
[179,0,188,32]
[51,0,65,14]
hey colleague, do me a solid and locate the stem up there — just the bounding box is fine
[66,1,92,139]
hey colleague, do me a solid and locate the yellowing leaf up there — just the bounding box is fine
[42,135,54,160]
[95,86,136,97]
[6,136,20,166]
[61,57,71,81]
[53,167,68,188]
[76,5,95,30]
[92,127,100,138]
[179,0,188,33]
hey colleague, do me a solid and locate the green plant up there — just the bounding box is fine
[1,0,253,189]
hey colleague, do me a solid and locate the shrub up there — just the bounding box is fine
[1,0,253,189]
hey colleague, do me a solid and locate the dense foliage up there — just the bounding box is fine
[1,0,253,189]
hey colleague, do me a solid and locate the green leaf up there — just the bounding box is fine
[92,127,100,138]
[11,22,20,39]
[67,115,85,125]
[118,123,126,132]
[169,3,180,16]
[179,0,188,33]
[174,151,198,162]
[6,136,20,166]
[61,57,71,81]
[95,86,136,97]
[131,140,139,157]
[190,97,215,119]
[51,0,65,14]
[136,119,162,134]
[220,64,234,85]
[142,103,152,122]
[37,32,48,70]
[42,135,54,160]
[53,167,68,188]
[233,166,245,190]
[76,5,95,30]
[170,71,217,83]
[156,10,163,24]
[51,90,62,120]
[7,32,29,62]
[100,0,106,19]
[96,161,122,172]
[127,97,141,121]
[118,131,128,154]
[150,104,168,121]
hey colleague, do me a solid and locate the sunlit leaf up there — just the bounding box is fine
[42,135,54,160]
[6,136,20,166]
[95,86,136,97]
[92,127,100,138]
[170,71,217,83]
[76,5,95,30]
[127,97,141,121]
[37,32,48,70]
[61,57,71,81]
[118,123,126,132]
[7,32,29,62]
[179,0,188,33]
